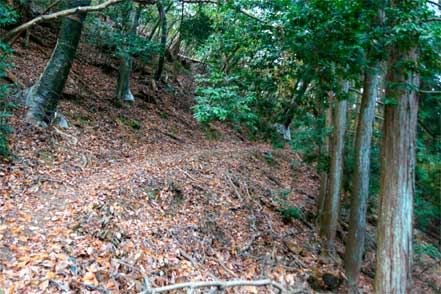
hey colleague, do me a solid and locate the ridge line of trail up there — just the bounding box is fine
[73,142,273,193]
[28,142,274,228]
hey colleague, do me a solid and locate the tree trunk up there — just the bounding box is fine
[282,79,310,129]
[148,2,172,41]
[317,93,334,221]
[25,0,91,127]
[116,4,140,102]
[320,86,348,252]
[351,95,361,150]
[374,46,419,294]
[154,0,167,81]
[148,19,160,41]
[344,63,381,290]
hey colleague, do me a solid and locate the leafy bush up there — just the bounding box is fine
[193,71,257,127]
[414,242,441,260]
[277,206,303,220]
[180,11,213,46]
[119,115,141,130]
[273,190,304,220]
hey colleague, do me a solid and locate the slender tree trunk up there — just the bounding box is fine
[148,2,172,41]
[167,33,181,61]
[351,95,360,150]
[116,4,140,102]
[274,79,310,141]
[148,19,160,41]
[344,63,381,290]
[154,0,167,81]
[282,79,310,129]
[317,93,334,221]
[374,46,419,294]
[24,0,91,127]
[320,86,348,252]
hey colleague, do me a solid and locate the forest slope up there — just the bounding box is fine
[0,26,439,294]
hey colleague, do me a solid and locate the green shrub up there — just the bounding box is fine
[119,115,141,130]
[273,190,304,220]
[192,71,258,127]
[277,206,303,220]
[414,242,441,260]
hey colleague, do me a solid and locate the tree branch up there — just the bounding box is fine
[426,17,441,22]
[428,0,441,9]
[419,90,441,94]
[2,0,127,41]
[41,0,63,15]
[141,279,288,293]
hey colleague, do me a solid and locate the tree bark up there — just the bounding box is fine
[374,46,419,294]
[116,4,140,102]
[344,63,381,290]
[154,0,167,81]
[317,92,334,221]
[320,86,348,253]
[24,0,91,127]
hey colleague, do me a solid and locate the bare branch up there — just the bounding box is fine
[428,0,441,9]
[141,279,288,293]
[41,0,63,15]
[2,0,126,41]
[426,17,441,22]
[349,87,362,96]
[419,90,441,94]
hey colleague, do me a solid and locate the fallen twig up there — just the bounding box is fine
[53,126,79,145]
[3,69,25,88]
[49,279,70,292]
[141,279,288,293]
[112,258,142,273]
[214,258,239,278]
[177,167,199,182]
[81,282,113,294]
[225,172,243,201]
[239,232,261,256]
[179,249,217,279]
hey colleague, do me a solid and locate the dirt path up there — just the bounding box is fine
[32,142,272,228]
[2,141,307,293]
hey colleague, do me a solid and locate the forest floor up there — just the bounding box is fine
[0,26,439,293]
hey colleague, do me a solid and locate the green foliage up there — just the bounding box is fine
[0,3,17,27]
[119,115,141,130]
[0,3,17,158]
[273,189,303,220]
[277,206,303,220]
[190,0,440,239]
[180,10,213,46]
[193,71,258,127]
[84,4,160,63]
[414,242,441,260]
[262,151,274,165]
[415,84,441,230]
